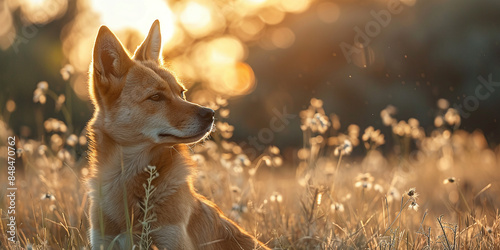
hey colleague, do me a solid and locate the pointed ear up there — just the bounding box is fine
[133,20,162,62]
[92,25,133,79]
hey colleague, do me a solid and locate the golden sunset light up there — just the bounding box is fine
[1,0,500,249]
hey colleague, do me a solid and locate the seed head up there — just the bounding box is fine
[406,187,418,198]
[270,192,283,203]
[408,201,419,211]
[443,177,456,184]
[331,203,345,213]
[41,193,56,201]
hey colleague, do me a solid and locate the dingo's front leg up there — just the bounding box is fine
[151,224,194,250]
[89,229,128,250]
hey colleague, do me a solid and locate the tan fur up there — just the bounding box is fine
[87,20,269,249]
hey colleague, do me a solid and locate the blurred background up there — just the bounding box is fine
[1,0,499,156]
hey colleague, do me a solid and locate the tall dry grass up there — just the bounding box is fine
[1,81,499,249]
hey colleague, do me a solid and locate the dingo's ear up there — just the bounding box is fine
[93,25,132,79]
[133,20,162,62]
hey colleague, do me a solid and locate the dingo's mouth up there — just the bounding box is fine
[158,124,214,143]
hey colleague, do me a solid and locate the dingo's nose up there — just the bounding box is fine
[199,107,215,121]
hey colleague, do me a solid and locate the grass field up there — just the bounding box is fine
[1,94,499,249]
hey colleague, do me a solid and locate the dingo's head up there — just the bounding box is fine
[89,20,214,146]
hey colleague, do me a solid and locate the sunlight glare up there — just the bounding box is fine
[90,0,176,45]
[242,0,268,7]
[178,0,222,38]
[208,37,246,64]
[279,0,311,13]
[20,0,68,24]
[26,0,45,6]
[180,1,211,28]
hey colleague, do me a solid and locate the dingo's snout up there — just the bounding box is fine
[198,107,215,123]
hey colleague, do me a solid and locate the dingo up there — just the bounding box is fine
[87,20,269,250]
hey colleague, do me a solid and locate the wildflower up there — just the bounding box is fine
[44,118,67,133]
[268,145,280,155]
[347,124,360,146]
[406,187,418,198]
[231,203,248,213]
[272,156,283,167]
[216,121,234,139]
[51,134,63,151]
[6,99,16,113]
[38,145,47,155]
[38,81,48,91]
[324,164,335,178]
[387,187,400,203]
[146,165,157,172]
[16,148,23,157]
[331,114,341,130]
[310,98,323,108]
[248,168,257,176]
[334,139,353,156]
[262,156,272,167]
[57,149,72,162]
[444,108,461,126]
[331,202,345,213]
[392,120,411,137]
[314,113,330,133]
[443,177,456,184]
[79,135,87,146]
[270,192,283,203]
[437,98,449,110]
[220,158,232,169]
[362,126,385,149]
[362,126,374,142]
[408,201,419,211]
[297,148,310,160]
[233,165,243,174]
[408,118,419,128]
[219,108,230,118]
[229,145,241,155]
[191,154,206,165]
[354,173,374,190]
[55,94,66,111]
[380,105,397,126]
[234,154,251,167]
[216,96,228,107]
[230,186,241,194]
[374,184,384,193]
[49,204,57,212]
[41,193,56,201]
[297,173,310,187]
[81,167,89,177]
[434,116,444,127]
[341,193,352,202]
[299,99,330,133]
[310,135,324,145]
[60,64,74,81]
[33,81,48,104]
[66,134,78,147]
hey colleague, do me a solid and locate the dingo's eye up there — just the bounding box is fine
[149,94,162,101]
